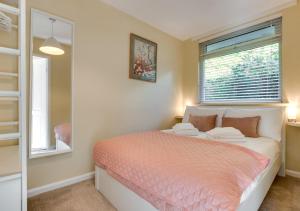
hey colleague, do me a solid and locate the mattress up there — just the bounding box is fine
[162,130,280,203]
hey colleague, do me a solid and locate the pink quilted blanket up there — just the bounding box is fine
[93,131,269,211]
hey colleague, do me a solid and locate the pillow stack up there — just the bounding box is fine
[206,127,245,140]
[172,123,199,136]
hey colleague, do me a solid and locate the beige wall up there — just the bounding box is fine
[282,4,300,172]
[181,4,300,172]
[32,38,71,146]
[182,40,199,107]
[27,0,183,188]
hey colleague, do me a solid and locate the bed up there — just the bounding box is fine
[94,106,286,211]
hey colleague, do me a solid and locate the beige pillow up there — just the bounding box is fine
[188,115,217,132]
[222,116,261,138]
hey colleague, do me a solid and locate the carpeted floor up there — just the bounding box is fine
[259,176,300,211]
[28,176,300,211]
[28,180,116,211]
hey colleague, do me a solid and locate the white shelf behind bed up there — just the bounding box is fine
[287,122,300,127]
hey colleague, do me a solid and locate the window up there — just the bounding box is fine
[31,56,49,150]
[199,18,281,103]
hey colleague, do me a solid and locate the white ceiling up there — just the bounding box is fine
[101,0,297,40]
[32,12,73,45]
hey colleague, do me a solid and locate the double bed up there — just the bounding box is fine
[94,106,286,211]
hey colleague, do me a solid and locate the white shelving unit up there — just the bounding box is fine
[0,72,18,77]
[0,91,20,97]
[0,47,20,55]
[0,133,20,141]
[0,3,20,15]
[0,0,26,210]
[0,121,19,126]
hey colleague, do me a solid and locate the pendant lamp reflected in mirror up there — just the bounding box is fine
[39,18,64,55]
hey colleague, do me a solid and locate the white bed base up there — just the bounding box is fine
[95,155,280,211]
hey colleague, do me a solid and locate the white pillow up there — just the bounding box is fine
[207,127,245,139]
[183,106,226,127]
[174,128,199,136]
[173,123,195,131]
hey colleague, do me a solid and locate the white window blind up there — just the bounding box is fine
[200,18,281,103]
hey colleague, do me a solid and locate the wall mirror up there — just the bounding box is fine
[29,9,74,158]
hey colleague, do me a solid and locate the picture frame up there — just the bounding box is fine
[129,33,157,82]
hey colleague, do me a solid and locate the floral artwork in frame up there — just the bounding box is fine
[129,33,157,82]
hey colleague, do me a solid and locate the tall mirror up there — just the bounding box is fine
[29,9,73,158]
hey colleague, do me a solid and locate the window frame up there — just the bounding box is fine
[198,18,282,105]
[30,54,51,150]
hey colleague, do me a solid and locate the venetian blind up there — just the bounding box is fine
[199,18,282,103]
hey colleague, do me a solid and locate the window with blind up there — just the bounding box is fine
[199,18,282,103]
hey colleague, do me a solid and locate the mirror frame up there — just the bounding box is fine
[29,8,75,159]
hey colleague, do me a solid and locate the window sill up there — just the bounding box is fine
[198,102,287,107]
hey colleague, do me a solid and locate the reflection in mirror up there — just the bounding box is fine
[30,9,73,158]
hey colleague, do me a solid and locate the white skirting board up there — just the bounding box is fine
[27,171,95,198]
[26,169,299,200]
[286,169,300,178]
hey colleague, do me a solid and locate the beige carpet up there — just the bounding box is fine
[28,180,116,211]
[28,176,300,211]
[259,176,300,211]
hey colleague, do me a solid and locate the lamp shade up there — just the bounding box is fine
[39,37,64,55]
[287,104,297,122]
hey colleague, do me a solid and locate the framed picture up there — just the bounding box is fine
[129,33,157,82]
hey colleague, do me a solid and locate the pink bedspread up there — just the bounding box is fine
[93,131,269,211]
[54,123,71,145]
